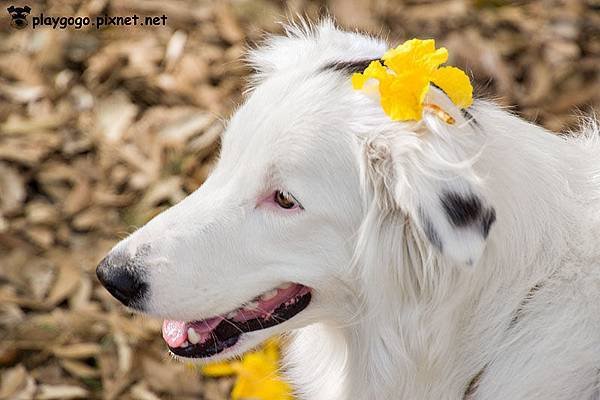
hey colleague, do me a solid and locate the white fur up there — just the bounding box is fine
[109,21,600,399]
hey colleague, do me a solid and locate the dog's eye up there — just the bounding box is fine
[274,190,300,210]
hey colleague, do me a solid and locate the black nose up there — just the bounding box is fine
[96,253,148,308]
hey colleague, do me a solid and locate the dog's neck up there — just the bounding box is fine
[286,104,600,400]
[290,245,565,400]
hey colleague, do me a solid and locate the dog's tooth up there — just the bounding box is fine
[181,340,189,347]
[226,311,237,319]
[187,328,200,345]
[245,301,259,310]
[261,289,278,301]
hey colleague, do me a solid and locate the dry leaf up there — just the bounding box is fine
[36,384,88,400]
[158,112,214,148]
[0,365,36,400]
[52,343,101,359]
[45,256,81,307]
[59,359,100,379]
[0,162,26,216]
[95,92,138,143]
[130,381,162,400]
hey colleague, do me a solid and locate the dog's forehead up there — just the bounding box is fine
[221,71,357,169]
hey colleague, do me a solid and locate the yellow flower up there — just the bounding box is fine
[201,338,294,400]
[352,38,473,121]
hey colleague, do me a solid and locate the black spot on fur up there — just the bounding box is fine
[441,192,483,227]
[464,367,486,400]
[509,282,544,329]
[481,208,496,238]
[419,208,443,250]
[440,191,496,237]
[321,59,381,74]
[460,108,480,129]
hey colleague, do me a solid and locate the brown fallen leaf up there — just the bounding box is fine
[52,343,102,359]
[63,177,93,216]
[95,91,139,144]
[215,3,245,44]
[164,31,188,73]
[36,384,88,400]
[59,359,101,379]
[25,226,55,249]
[158,111,214,149]
[45,255,81,307]
[0,162,26,216]
[141,355,204,396]
[0,112,71,135]
[25,201,60,226]
[130,381,162,400]
[0,364,36,400]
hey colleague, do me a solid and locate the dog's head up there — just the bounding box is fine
[7,6,31,29]
[96,21,496,361]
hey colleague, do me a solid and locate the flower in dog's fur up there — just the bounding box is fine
[201,338,293,400]
[352,38,473,121]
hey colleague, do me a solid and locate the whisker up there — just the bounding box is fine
[221,318,246,336]
[243,303,288,325]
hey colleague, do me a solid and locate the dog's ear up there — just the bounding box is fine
[7,6,15,13]
[410,179,496,267]
[361,94,496,267]
[23,6,31,13]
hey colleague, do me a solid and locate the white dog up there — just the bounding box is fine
[96,20,600,400]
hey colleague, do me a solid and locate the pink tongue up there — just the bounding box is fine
[162,320,187,347]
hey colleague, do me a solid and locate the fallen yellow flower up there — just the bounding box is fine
[352,38,473,122]
[201,338,294,400]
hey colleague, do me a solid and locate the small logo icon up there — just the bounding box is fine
[7,5,31,29]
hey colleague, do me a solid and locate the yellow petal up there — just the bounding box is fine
[232,374,293,400]
[425,47,449,69]
[201,338,294,400]
[230,342,293,400]
[352,60,387,89]
[201,361,240,377]
[379,71,430,121]
[431,66,473,108]
[383,38,436,62]
[351,72,368,89]
[262,338,282,362]
[383,39,448,74]
[380,71,429,121]
[363,60,389,81]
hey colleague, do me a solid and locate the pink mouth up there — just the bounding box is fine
[162,283,311,358]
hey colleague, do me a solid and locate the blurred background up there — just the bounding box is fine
[0,0,598,399]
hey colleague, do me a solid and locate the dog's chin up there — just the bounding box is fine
[161,283,312,361]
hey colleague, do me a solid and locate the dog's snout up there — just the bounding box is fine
[96,252,148,308]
